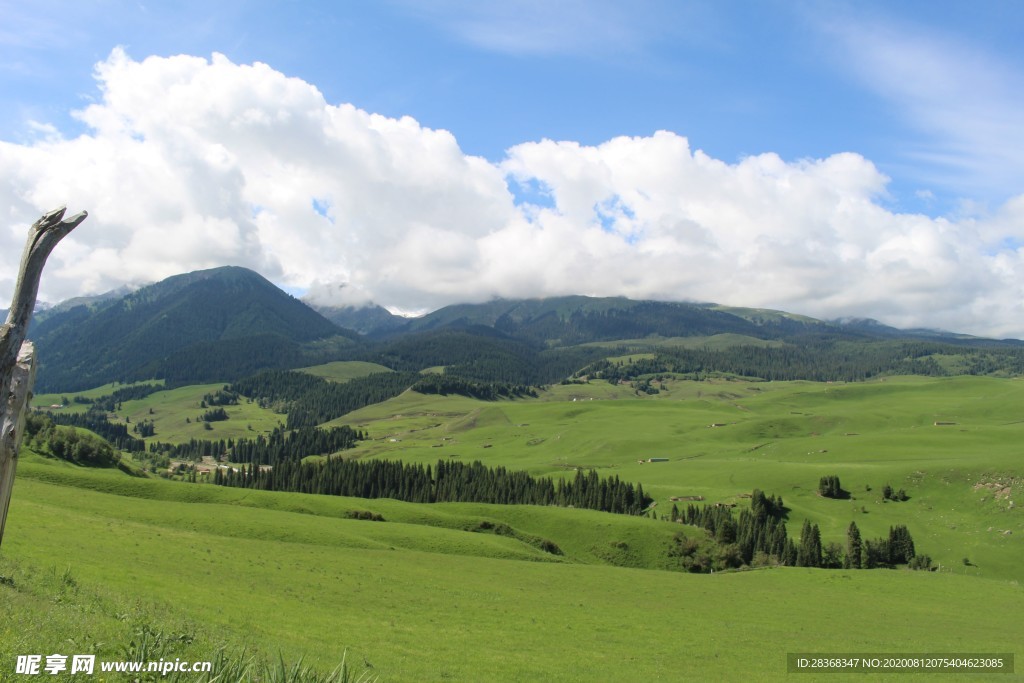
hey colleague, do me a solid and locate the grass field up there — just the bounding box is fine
[338,375,1024,583]
[4,374,1023,680]
[298,361,394,382]
[32,381,165,414]
[115,383,286,444]
[4,452,1022,682]
[31,381,285,445]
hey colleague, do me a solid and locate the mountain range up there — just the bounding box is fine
[21,265,1024,392]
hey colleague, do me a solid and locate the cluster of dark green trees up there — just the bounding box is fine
[23,414,123,468]
[133,419,156,437]
[844,521,922,568]
[214,458,652,515]
[150,425,363,464]
[68,383,164,412]
[202,388,239,406]
[46,409,145,451]
[818,475,846,499]
[672,490,924,572]
[882,483,909,501]
[200,407,229,422]
[410,374,537,400]
[672,491,795,569]
[231,370,421,428]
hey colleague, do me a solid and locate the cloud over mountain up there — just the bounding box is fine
[2,49,1023,337]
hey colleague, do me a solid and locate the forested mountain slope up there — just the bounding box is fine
[32,266,356,391]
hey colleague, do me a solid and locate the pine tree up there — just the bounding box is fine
[846,521,863,569]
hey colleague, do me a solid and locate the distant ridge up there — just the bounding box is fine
[32,266,356,391]
[310,302,408,336]
[29,266,1024,392]
[379,296,832,345]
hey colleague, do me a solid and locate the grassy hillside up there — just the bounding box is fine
[33,381,165,413]
[113,383,285,444]
[4,453,1021,681]
[33,382,285,446]
[338,375,1024,582]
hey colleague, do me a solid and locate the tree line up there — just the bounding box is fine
[410,374,537,400]
[214,458,653,515]
[46,408,146,452]
[68,383,165,412]
[152,424,363,464]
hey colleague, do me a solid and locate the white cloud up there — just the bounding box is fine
[3,49,1024,337]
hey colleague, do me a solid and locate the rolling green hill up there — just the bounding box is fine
[331,375,1024,583]
[4,436,1021,681]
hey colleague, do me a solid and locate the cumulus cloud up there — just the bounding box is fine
[2,49,1024,337]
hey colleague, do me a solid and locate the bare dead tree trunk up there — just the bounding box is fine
[0,206,87,548]
[0,343,36,544]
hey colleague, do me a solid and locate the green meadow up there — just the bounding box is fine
[35,382,285,445]
[3,373,1023,680]
[342,375,1024,582]
[298,361,394,382]
[33,381,165,414]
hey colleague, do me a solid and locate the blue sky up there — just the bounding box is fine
[3,1,1024,336]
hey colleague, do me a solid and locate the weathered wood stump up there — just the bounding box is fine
[0,206,87,548]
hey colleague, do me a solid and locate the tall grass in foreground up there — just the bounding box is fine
[152,647,377,683]
[0,557,377,683]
